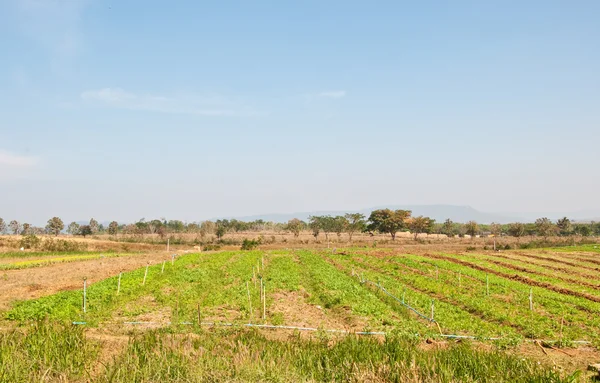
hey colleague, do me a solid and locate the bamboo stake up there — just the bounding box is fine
[161,261,165,274]
[197,303,201,326]
[529,288,533,311]
[247,281,253,316]
[83,277,87,314]
[117,272,122,295]
[143,263,149,285]
[262,281,266,320]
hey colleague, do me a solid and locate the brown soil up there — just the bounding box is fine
[270,290,365,332]
[0,251,175,311]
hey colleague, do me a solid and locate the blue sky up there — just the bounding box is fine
[1,0,599,225]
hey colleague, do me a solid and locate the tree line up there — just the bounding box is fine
[1,210,599,240]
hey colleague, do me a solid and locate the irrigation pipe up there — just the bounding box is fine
[68,320,592,344]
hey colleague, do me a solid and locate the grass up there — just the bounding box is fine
[0,252,130,270]
[2,247,599,381]
[0,322,582,382]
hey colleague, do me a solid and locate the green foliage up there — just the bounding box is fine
[535,217,556,239]
[367,209,411,240]
[408,216,435,240]
[285,218,305,237]
[465,221,479,237]
[67,221,80,235]
[78,225,92,237]
[108,221,119,235]
[344,213,366,241]
[45,217,64,236]
[241,238,260,250]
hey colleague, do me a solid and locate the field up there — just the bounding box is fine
[1,243,600,381]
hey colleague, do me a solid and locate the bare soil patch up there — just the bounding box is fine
[0,251,175,311]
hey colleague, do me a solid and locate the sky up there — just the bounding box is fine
[1,0,599,225]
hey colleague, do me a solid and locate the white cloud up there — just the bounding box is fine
[80,88,249,116]
[317,90,347,99]
[0,150,37,168]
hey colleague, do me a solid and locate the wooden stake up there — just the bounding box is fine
[458,272,461,289]
[161,261,165,274]
[247,281,253,317]
[197,303,201,326]
[167,238,170,252]
[430,299,435,321]
[486,274,489,296]
[262,281,266,320]
[117,272,122,295]
[143,263,149,285]
[529,288,533,311]
[83,277,87,314]
[171,254,175,266]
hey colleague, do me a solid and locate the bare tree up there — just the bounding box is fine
[9,220,21,235]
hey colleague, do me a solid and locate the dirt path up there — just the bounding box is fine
[0,251,175,311]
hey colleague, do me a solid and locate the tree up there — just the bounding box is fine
[556,217,572,236]
[465,221,479,238]
[332,216,348,239]
[79,225,92,237]
[535,217,555,241]
[9,220,21,235]
[46,217,64,236]
[490,222,502,237]
[200,221,215,240]
[308,216,321,239]
[367,209,411,240]
[108,221,119,236]
[408,216,434,241]
[441,219,454,237]
[215,225,226,241]
[67,222,80,235]
[345,213,366,242]
[285,218,304,238]
[89,218,99,234]
[0,218,5,234]
[21,223,32,235]
[507,223,526,242]
[573,224,591,237]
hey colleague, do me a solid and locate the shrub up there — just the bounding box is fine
[241,239,260,251]
[203,244,222,251]
[19,235,41,250]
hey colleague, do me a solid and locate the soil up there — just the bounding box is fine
[0,251,175,311]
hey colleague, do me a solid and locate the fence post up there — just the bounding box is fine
[262,281,266,320]
[430,299,435,321]
[529,288,533,311]
[83,277,87,314]
[247,281,253,317]
[143,262,149,285]
[171,254,175,266]
[458,272,461,289]
[117,272,122,295]
[167,238,170,252]
[161,261,166,274]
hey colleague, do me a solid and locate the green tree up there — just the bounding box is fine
[345,213,366,241]
[441,219,454,237]
[78,225,92,238]
[308,216,321,239]
[408,216,434,240]
[0,218,5,234]
[556,217,572,236]
[507,222,526,242]
[46,217,64,236]
[367,209,411,240]
[465,221,479,238]
[108,221,119,236]
[89,218,99,234]
[535,217,555,241]
[332,216,348,239]
[67,222,80,235]
[573,224,591,237]
[285,218,305,238]
[9,220,21,235]
[215,225,226,241]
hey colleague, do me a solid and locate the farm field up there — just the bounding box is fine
[1,245,600,382]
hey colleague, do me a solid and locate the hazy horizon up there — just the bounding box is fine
[1,1,598,225]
